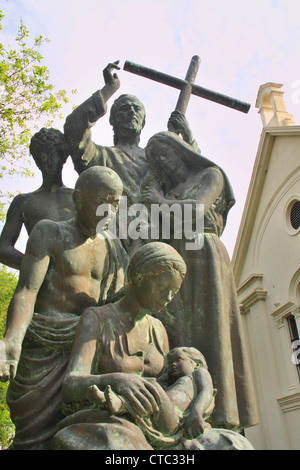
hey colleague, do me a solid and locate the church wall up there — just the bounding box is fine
[236,132,300,449]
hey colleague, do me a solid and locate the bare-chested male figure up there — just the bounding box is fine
[0,128,76,270]
[0,166,128,450]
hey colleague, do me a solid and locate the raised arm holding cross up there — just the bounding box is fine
[63,58,200,255]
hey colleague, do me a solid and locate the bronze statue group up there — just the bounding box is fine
[0,62,257,450]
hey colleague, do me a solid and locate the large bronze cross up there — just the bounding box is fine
[124,56,250,117]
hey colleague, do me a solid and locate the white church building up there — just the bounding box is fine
[232,83,300,450]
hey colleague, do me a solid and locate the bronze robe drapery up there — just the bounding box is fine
[145,132,258,430]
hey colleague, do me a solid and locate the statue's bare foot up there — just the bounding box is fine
[104,385,124,415]
[87,384,106,404]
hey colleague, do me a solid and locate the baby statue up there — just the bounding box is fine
[87,346,217,445]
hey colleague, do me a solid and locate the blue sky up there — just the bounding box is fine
[2,0,300,257]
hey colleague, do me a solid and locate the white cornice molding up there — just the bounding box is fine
[237,273,264,294]
[277,392,300,413]
[239,289,267,315]
[237,273,267,315]
[271,302,300,329]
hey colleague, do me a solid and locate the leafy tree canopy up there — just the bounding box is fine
[0,266,17,448]
[0,10,76,447]
[0,10,76,221]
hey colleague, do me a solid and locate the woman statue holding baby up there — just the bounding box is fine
[53,242,253,450]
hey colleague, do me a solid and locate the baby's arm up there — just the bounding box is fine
[184,368,215,439]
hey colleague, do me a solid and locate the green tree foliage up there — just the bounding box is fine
[0,267,17,449]
[0,10,76,447]
[0,10,76,220]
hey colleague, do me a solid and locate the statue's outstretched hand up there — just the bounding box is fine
[103,60,121,91]
[0,339,19,382]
